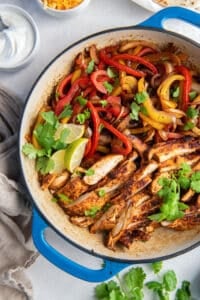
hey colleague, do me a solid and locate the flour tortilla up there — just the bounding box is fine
[153,0,200,10]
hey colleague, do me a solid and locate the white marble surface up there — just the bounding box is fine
[0,0,200,299]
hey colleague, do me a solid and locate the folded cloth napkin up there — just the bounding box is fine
[0,88,38,300]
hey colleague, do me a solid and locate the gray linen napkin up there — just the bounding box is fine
[0,88,38,300]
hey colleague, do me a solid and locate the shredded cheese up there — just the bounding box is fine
[42,0,84,10]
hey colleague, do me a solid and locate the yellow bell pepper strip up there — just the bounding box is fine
[32,106,47,149]
[71,69,82,84]
[120,75,137,93]
[138,78,174,124]
[157,74,184,110]
[139,113,165,130]
[176,65,192,111]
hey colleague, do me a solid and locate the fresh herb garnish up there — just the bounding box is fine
[135,91,148,104]
[107,67,117,78]
[146,270,177,300]
[36,157,55,175]
[84,206,100,217]
[58,104,73,119]
[85,168,95,176]
[175,280,191,300]
[76,96,88,106]
[97,189,106,197]
[22,143,46,159]
[86,59,95,74]
[76,109,91,124]
[190,171,200,193]
[103,81,113,93]
[152,261,163,274]
[57,193,73,203]
[186,107,199,119]
[171,86,180,98]
[130,102,140,121]
[140,105,148,116]
[189,91,197,101]
[183,121,195,131]
[100,100,108,107]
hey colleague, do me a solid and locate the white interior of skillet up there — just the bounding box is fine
[20,27,200,261]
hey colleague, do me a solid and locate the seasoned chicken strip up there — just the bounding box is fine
[159,155,200,173]
[90,201,125,233]
[59,176,88,200]
[132,161,158,181]
[161,207,200,230]
[148,138,200,162]
[83,154,124,185]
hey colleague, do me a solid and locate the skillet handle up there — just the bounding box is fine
[138,6,200,29]
[32,208,129,282]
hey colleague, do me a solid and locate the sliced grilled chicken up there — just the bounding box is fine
[159,155,200,173]
[148,138,200,162]
[59,176,88,200]
[40,174,57,190]
[161,207,200,230]
[90,201,125,233]
[133,161,158,181]
[112,176,152,203]
[70,215,99,228]
[151,172,171,194]
[83,154,124,185]
[63,190,112,216]
[49,171,70,191]
[107,196,160,249]
[129,135,149,157]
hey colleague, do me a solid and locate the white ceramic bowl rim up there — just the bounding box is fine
[0,4,40,71]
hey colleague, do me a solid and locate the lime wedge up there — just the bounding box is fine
[54,123,85,144]
[50,149,66,174]
[64,138,88,173]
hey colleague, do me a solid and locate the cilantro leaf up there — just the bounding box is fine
[171,86,180,98]
[107,67,117,78]
[95,281,124,300]
[98,189,106,197]
[86,60,95,74]
[189,91,197,101]
[76,96,88,106]
[183,121,195,131]
[134,91,148,104]
[130,102,140,121]
[77,109,90,124]
[163,270,177,292]
[103,81,113,93]
[190,171,200,193]
[22,143,45,159]
[36,157,55,175]
[85,168,95,176]
[41,111,58,127]
[84,206,100,217]
[58,105,73,119]
[175,281,191,300]
[186,107,199,119]
[123,267,146,299]
[34,123,56,150]
[57,193,73,203]
[100,100,108,107]
[152,261,163,274]
[146,281,163,292]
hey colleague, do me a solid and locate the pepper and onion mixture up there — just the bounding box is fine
[23,40,200,250]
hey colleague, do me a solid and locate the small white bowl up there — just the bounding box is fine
[0,4,40,71]
[36,0,91,18]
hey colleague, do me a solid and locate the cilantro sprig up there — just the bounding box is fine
[149,163,200,222]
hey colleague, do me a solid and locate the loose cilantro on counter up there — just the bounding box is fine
[95,263,193,300]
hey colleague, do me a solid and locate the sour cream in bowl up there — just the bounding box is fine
[0,4,40,71]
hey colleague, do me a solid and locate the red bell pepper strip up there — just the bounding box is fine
[176,65,192,111]
[86,101,101,157]
[54,77,90,115]
[90,70,110,94]
[99,50,145,78]
[100,119,132,156]
[56,73,73,99]
[113,53,158,74]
